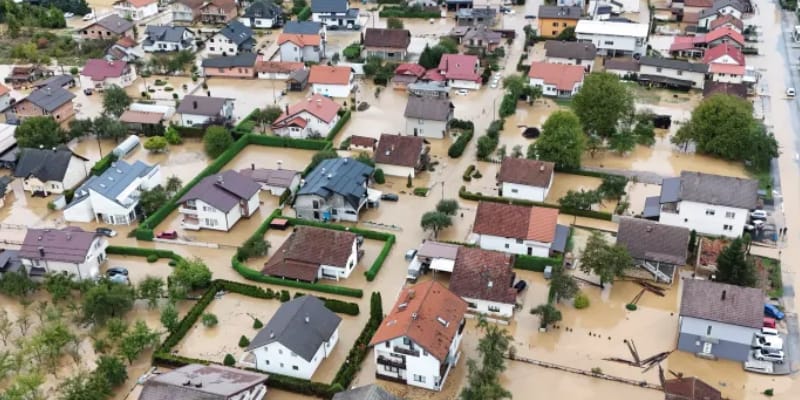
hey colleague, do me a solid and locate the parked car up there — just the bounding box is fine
[750,210,768,220]
[757,327,779,337]
[787,87,795,97]
[82,13,94,20]
[752,348,785,364]
[456,89,469,96]
[405,249,418,261]
[107,267,129,277]
[156,230,178,239]
[763,317,777,329]
[490,82,499,89]
[765,303,785,320]
[513,280,527,293]
[107,274,129,285]
[381,193,399,201]
[751,335,783,351]
[96,227,117,237]
[84,88,93,96]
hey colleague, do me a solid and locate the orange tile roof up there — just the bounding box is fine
[272,93,341,127]
[369,281,467,362]
[115,36,137,48]
[473,201,559,243]
[0,84,9,97]
[308,65,352,85]
[254,61,305,74]
[528,62,585,91]
[278,33,321,47]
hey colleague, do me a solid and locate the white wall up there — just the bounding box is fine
[404,118,447,139]
[143,30,195,52]
[0,94,10,111]
[639,64,705,89]
[63,197,93,223]
[258,71,292,80]
[659,200,748,238]
[208,33,243,56]
[279,42,321,63]
[311,82,353,98]
[375,163,415,179]
[448,79,480,90]
[711,72,744,84]
[63,156,90,190]
[501,181,549,202]
[240,17,277,28]
[275,111,338,139]
[115,2,158,20]
[576,33,645,56]
[180,198,240,231]
[20,237,107,280]
[251,328,338,379]
[81,66,137,89]
[318,238,358,280]
[478,234,551,257]
[545,56,591,69]
[373,336,442,391]
[464,296,515,318]
[180,113,213,127]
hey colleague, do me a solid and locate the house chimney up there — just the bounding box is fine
[304,315,310,323]
[539,165,545,172]
[411,312,418,320]
[721,290,726,301]
[217,175,223,184]
[285,104,289,114]
[38,246,45,257]
[193,100,198,109]
[46,87,52,96]
[277,160,283,170]
[251,163,255,170]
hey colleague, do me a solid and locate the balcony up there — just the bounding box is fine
[660,202,678,214]
[393,345,420,357]
[377,355,406,369]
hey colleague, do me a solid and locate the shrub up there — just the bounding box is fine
[202,313,218,327]
[232,259,363,298]
[626,303,638,311]
[514,255,563,272]
[238,335,250,347]
[146,254,158,263]
[764,389,774,397]
[448,121,475,158]
[326,110,351,141]
[168,260,177,266]
[573,293,590,309]
[463,165,475,181]
[280,290,290,302]
[297,5,311,20]
[413,187,429,196]
[379,5,440,18]
[203,126,233,158]
[165,126,182,145]
[223,353,235,366]
[374,168,385,184]
[591,367,603,375]
[91,153,118,176]
[253,318,263,329]
[364,235,394,281]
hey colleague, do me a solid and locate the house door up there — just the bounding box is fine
[413,128,418,136]
[314,211,320,219]
[701,342,712,354]
[527,247,532,256]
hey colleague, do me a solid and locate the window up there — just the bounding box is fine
[656,67,662,73]
[552,22,558,27]
[413,374,426,383]
[291,352,296,357]
[384,365,399,372]
[467,301,477,309]
[552,30,557,36]
[385,342,390,348]
[504,243,510,249]
[292,365,299,370]
[515,239,523,244]
[278,349,283,355]
[706,325,712,335]
[677,70,683,76]
[488,305,501,312]
[705,209,715,216]
[280,363,284,368]
[265,360,270,365]
[511,188,518,193]
[723,224,733,231]
[402,337,411,346]
[725,211,735,218]
[604,40,614,45]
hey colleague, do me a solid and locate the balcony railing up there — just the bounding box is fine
[393,346,420,357]
[377,356,406,369]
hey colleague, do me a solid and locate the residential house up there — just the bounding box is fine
[80,14,134,40]
[370,281,467,391]
[308,65,354,98]
[703,80,747,99]
[615,218,689,284]
[13,147,88,195]
[538,6,582,38]
[247,295,341,379]
[363,28,411,61]
[293,157,374,222]
[332,385,400,400]
[118,110,166,134]
[278,33,324,63]
[404,96,453,139]
[5,65,52,89]
[256,61,305,80]
[107,36,142,62]
[139,364,268,400]
[638,57,708,90]
[262,226,359,282]
[703,26,745,48]
[201,0,238,24]
[348,135,377,153]
[113,0,158,21]
[528,61,585,97]
[176,95,234,127]
[0,249,22,277]
[0,124,17,169]
[172,0,205,23]
[80,59,137,89]
[446,0,473,11]
[238,166,301,196]
[18,227,107,281]
[664,377,723,400]
[704,43,753,84]
[392,63,426,90]
[461,27,502,52]
[472,201,567,257]
[202,54,258,78]
[178,170,260,231]
[12,85,75,122]
[311,0,359,29]
[678,279,762,362]
[143,26,196,53]
[450,247,516,319]
[241,0,284,28]
[655,171,758,237]
[697,0,744,30]
[407,81,450,99]
[708,14,744,33]
[575,20,649,57]
[374,134,426,178]
[497,158,555,202]
[437,54,481,90]
[208,21,256,56]
[680,0,715,14]
[455,7,497,27]
[283,21,326,35]
[544,40,597,71]
[287,69,310,91]
[407,241,459,280]
[0,84,11,111]
[63,160,162,225]
[271,94,341,139]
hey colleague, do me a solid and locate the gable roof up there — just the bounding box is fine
[450,247,516,305]
[139,364,267,400]
[19,227,99,264]
[85,14,134,34]
[283,21,323,34]
[176,95,230,116]
[202,0,237,12]
[528,62,585,91]
[309,65,352,85]
[544,40,597,60]
[679,279,763,328]
[639,56,708,73]
[664,377,722,400]
[14,147,85,182]
[684,0,714,7]
[703,43,745,65]
[349,135,377,148]
[278,33,322,47]
[417,241,460,260]
[498,157,554,188]
[81,59,128,80]
[69,160,156,207]
[374,134,424,168]
[33,74,75,89]
[145,25,191,43]
[604,58,640,72]
[119,110,164,124]
[244,0,282,18]
[311,0,348,13]
[703,26,744,46]
[438,54,481,82]
[332,384,399,400]
[178,170,260,211]
[247,295,342,361]
[217,20,253,46]
[263,226,357,281]
[272,94,341,127]
[117,0,157,7]
[404,95,452,121]
[473,201,559,243]
[202,53,258,68]
[616,218,689,265]
[20,85,75,112]
[709,14,743,31]
[255,61,305,74]
[297,158,373,208]
[369,281,467,362]
[238,167,299,188]
[537,5,582,19]
[364,28,411,49]
[463,26,502,44]
[699,0,744,18]
[662,171,758,209]
[395,63,426,78]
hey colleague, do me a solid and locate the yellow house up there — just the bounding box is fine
[537,6,583,38]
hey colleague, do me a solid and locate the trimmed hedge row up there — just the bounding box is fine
[217,279,360,315]
[514,254,563,272]
[232,259,364,298]
[365,234,394,281]
[326,110,351,141]
[379,5,440,18]
[331,292,382,388]
[555,167,626,181]
[459,186,614,221]
[448,128,474,158]
[288,217,394,241]
[297,5,311,21]
[248,134,330,150]
[91,153,118,176]
[106,246,183,261]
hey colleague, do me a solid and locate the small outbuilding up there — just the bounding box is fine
[112,135,141,159]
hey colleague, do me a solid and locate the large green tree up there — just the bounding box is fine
[93,115,127,142]
[118,320,158,364]
[203,126,233,158]
[460,317,513,400]
[579,231,633,286]
[572,72,634,137]
[138,185,168,217]
[528,110,586,169]
[14,116,66,149]
[137,276,164,309]
[171,258,212,293]
[420,211,452,238]
[715,238,758,287]
[549,265,579,302]
[530,303,562,328]
[95,355,127,387]
[101,85,131,118]
[82,281,135,324]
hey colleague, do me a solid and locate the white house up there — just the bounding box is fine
[18,227,107,281]
[278,33,324,63]
[403,96,453,139]
[13,147,89,195]
[238,166,301,196]
[311,0,360,29]
[247,295,341,380]
[80,59,137,89]
[255,61,306,80]
[142,26,196,53]
[139,364,268,400]
[262,226,359,282]
[177,170,261,231]
[450,247,517,319]
[207,20,256,56]
[497,158,555,202]
[697,0,745,30]
[294,157,374,222]
[240,0,284,28]
[176,95,234,127]
[271,94,341,139]
[575,20,649,57]
[655,171,757,238]
[437,54,482,90]
[370,281,467,391]
[638,56,708,90]
[113,0,158,21]
[374,134,426,178]
[528,61,585,98]
[64,160,162,225]
[308,65,354,98]
[472,201,564,257]
[704,43,753,85]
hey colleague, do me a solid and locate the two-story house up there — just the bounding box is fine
[80,14,134,40]
[143,26,196,53]
[392,63,426,90]
[176,95,235,127]
[497,158,555,202]
[704,43,753,84]
[208,20,256,56]
[202,54,258,79]
[528,61,585,97]
[363,28,411,61]
[262,226,360,282]
[708,14,744,33]
[241,0,284,28]
[200,0,238,24]
[80,59,137,89]
[575,20,649,57]
[113,0,158,21]
[472,201,568,257]
[403,96,453,138]
[638,57,708,91]
[616,217,689,284]
[172,0,205,23]
[294,157,374,222]
[311,0,360,29]
[544,40,597,71]
[697,0,745,30]
[370,281,467,391]
[308,65,354,98]
[247,295,341,379]
[455,7,497,27]
[437,54,481,90]
[278,33,324,63]
[255,61,305,80]
[12,85,75,123]
[238,166,301,196]
[13,147,88,195]
[450,247,517,319]
[63,160,162,225]
[461,27,502,53]
[177,170,261,231]
[374,134,427,178]
[18,227,107,281]
[139,364,268,400]
[271,93,341,138]
[537,6,582,38]
[655,171,758,238]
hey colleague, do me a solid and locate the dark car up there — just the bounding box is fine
[83,88,93,95]
[157,230,178,239]
[524,14,536,19]
[96,227,117,237]
[765,304,785,320]
[514,280,527,293]
[381,193,399,201]
[106,267,129,277]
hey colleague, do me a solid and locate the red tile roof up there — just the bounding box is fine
[115,36,137,48]
[272,94,341,128]
[119,110,164,124]
[363,28,411,49]
[664,377,722,400]
[450,247,516,305]
[684,0,713,7]
[528,62,585,91]
[498,157,554,188]
[703,43,744,65]
[709,63,745,75]
[308,65,352,85]
[262,226,357,282]
[349,135,377,148]
[369,281,467,362]
[473,201,559,243]
[669,35,706,52]
[423,68,445,81]
[703,26,744,46]
[437,54,481,83]
[278,33,321,47]
[395,63,426,78]
[709,14,743,31]
[81,59,128,80]
[374,134,424,168]
[255,61,305,74]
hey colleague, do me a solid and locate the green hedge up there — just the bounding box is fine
[232,259,364,298]
[555,167,626,181]
[218,279,359,315]
[514,254,562,272]
[459,186,613,221]
[448,128,474,158]
[365,234,394,281]
[379,5,440,18]
[326,110,351,141]
[332,292,382,388]
[91,153,118,176]
[265,373,333,398]
[288,217,393,241]
[106,246,183,261]
[297,5,311,21]
[247,134,330,150]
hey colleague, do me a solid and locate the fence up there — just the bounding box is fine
[506,355,662,391]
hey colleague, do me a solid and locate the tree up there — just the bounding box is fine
[139,185,168,217]
[237,236,270,260]
[143,136,168,153]
[309,149,338,170]
[598,175,627,200]
[95,355,127,387]
[632,113,656,146]
[373,168,385,184]
[238,335,250,347]
[370,291,383,322]
[436,199,459,216]
[118,320,158,364]
[579,231,633,285]
[3,373,44,400]
[459,317,512,400]
[715,238,758,287]
[257,106,283,132]
[572,72,634,137]
[608,128,636,155]
[0,311,12,346]
[82,281,135,324]
[57,371,110,400]
[164,126,182,144]
[92,115,127,142]
[68,118,94,140]
[549,266,578,302]
[418,39,458,69]
[138,276,164,309]
[31,318,75,373]
[253,318,263,329]
[556,26,576,41]
[688,230,697,254]
[171,257,212,293]
[224,353,236,366]
[102,85,131,118]
[165,175,182,195]
[203,126,233,158]
[202,313,218,327]
[0,271,37,299]
[160,302,179,333]
[420,211,452,238]
[14,116,66,149]
[558,189,601,210]
[530,303,562,328]
[528,110,585,169]
[406,173,413,188]
[387,17,403,29]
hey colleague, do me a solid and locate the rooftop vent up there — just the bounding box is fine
[487,280,493,288]
[38,246,45,257]
[539,165,545,172]
[398,302,408,310]
[411,312,418,320]
[304,315,310,323]
[436,317,449,327]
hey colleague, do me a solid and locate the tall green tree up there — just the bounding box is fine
[171,257,212,293]
[82,281,135,324]
[715,238,758,287]
[68,118,94,139]
[95,355,127,387]
[549,266,578,302]
[57,372,110,400]
[608,128,636,155]
[435,199,459,216]
[138,185,168,217]
[14,116,66,149]
[101,85,131,118]
[572,72,634,137]
[579,231,633,286]
[0,271,37,299]
[420,211,452,238]
[460,317,513,400]
[160,302,179,333]
[528,110,586,169]
[93,115,127,142]
[203,126,233,158]
[137,276,164,309]
[165,175,183,195]
[118,320,158,364]
[530,303,562,328]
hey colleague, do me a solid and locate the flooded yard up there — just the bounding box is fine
[104,254,174,285]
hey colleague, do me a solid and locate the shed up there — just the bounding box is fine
[112,135,141,158]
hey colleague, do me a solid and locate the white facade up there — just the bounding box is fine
[447,79,481,90]
[20,237,107,280]
[640,64,706,89]
[274,111,339,139]
[375,163,415,179]
[311,11,358,28]
[257,70,293,80]
[710,70,744,84]
[528,77,583,97]
[405,118,447,139]
[463,297,515,318]
[659,200,749,238]
[477,233,551,257]
[319,237,358,280]
[0,92,10,111]
[501,179,552,202]
[250,328,339,379]
[172,2,196,22]
[240,16,279,29]
[311,82,353,98]
[143,31,196,53]
[279,41,322,63]
[373,329,464,391]
[699,6,743,28]
[21,156,88,195]
[545,55,592,70]
[114,0,158,20]
[179,100,234,127]
[63,166,162,225]
[179,193,260,231]
[575,20,648,56]
[80,66,137,89]
[208,33,248,56]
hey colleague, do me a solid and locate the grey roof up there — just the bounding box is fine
[289,68,310,84]
[297,158,373,209]
[545,40,597,60]
[604,58,640,72]
[0,249,22,274]
[19,227,99,264]
[145,25,191,43]
[177,95,230,116]
[661,171,758,209]
[680,279,763,328]
[332,385,400,400]
[417,241,460,260]
[89,14,134,34]
[699,0,744,19]
[14,147,85,182]
[283,21,323,34]
[456,7,497,19]
[552,224,569,253]
[238,168,299,188]
[311,0,348,13]
[408,81,449,93]
[218,20,254,46]
[537,5,582,19]
[463,27,502,44]
[179,170,260,212]
[660,177,681,203]
[404,96,453,121]
[68,160,156,208]
[247,295,342,362]
[616,218,689,265]
[23,86,75,113]
[244,0,283,18]
[643,195,661,218]
[640,57,708,73]
[34,74,75,89]
[139,364,267,400]
[202,53,258,68]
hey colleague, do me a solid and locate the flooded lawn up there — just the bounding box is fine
[104,255,174,285]
[546,173,617,213]
[0,180,57,238]
[125,75,198,103]
[499,98,566,151]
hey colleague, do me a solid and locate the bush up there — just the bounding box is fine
[413,187,429,196]
[573,293,590,309]
[297,5,311,20]
[626,303,638,311]
[91,153,118,176]
[364,235,395,281]
[373,168,385,184]
[238,335,250,347]
[514,255,563,272]
[165,126,182,145]
[204,126,234,158]
[146,254,158,263]
[764,388,774,397]
[202,313,218,327]
[459,186,613,221]
[379,4,440,18]
[280,290,291,302]
[463,165,475,181]
[223,353,236,366]
[253,318,263,329]
[448,121,475,158]
[326,110,351,141]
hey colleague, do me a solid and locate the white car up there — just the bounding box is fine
[787,87,796,97]
[759,327,779,337]
[750,210,768,220]
[752,349,784,364]
[456,89,469,96]
[490,82,498,88]
[752,335,783,351]
[83,13,95,21]
[64,12,75,18]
